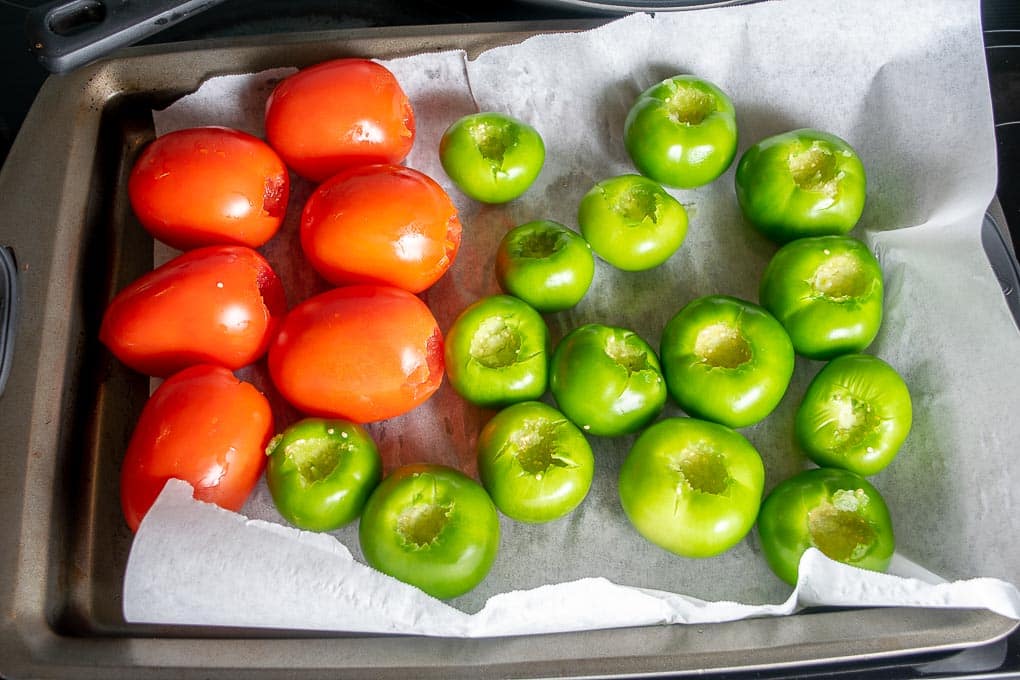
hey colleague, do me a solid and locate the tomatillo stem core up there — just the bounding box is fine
[470,317,522,368]
[672,444,730,495]
[807,489,876,562]
[514,229,563,259]
[284,435,347,485]
[811,253,868,299]
[666,82,716,126]
[787,142,841,196]
[610,183,661,224]
[828,390,879,447]
[505,419,573,477]
[397,501,453,549]
[694,322,752,369]
[468,119,516,170]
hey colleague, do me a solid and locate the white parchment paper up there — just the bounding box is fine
[125,0,1020,634]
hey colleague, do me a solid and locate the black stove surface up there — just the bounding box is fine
[1,1,1018,678]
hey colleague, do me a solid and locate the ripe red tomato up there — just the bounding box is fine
[268,285,444,423]
[99,245,287,377]
[301,164,462,293]
[264,58,415,182]
[127,126,289,250]
[120,364,274,532]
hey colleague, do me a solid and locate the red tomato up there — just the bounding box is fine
[128,126,289,250]
[268,285,444,423]
[99,245,287,377]
[120,364,274,532]
[264,58,415,182]
[301,164,462,293]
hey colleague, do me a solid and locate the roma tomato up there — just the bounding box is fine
[757,467,895,585]
[128,126,289,250]
[439,111,545,203]
[624,75,738,189]
[549,324,666,436]
[795,354,912,476]
[120,364,273,532]
[660,295,794,428]
[359,463,500,599]
[759,235,883,360]
[477,401,594,523]
[735,128,867,243]
[444,295,548,408]
[99,245,287,377]
[495,220,594,312]
[265,418,382,532]
[268,285,444,423]
[577,174,688,271]
[300,164,461,293]
[265,58,415,182]
[619,417,765,558]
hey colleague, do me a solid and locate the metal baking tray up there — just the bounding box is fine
[1,21,1017,679]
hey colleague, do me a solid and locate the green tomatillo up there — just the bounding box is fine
[759,235,884,360]
[735,128,867,243]
[757,467,895,586]
[549,323,666,436]
[624,74,739,188]
[265,418,382,532]
[660,295,795,428]
[495,220,595,312]
[796,353,912,477]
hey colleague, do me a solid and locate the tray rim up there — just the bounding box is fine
[0,18,1016,679]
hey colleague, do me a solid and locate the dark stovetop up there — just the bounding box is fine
[1,1,1018,678]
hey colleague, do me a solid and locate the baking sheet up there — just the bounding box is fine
[125,0,1020,633]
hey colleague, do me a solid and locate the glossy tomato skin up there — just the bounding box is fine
[439,112,545,203]
[735,128,866,244]
[99,245,287,377]
[577,174,688,271]
[795,354,912,476]
[265,418,382,531]
[443,295,549,408]
[268,285,444,423]
[759,236,883,360]
[549,324,666,436]
[619,417,765,558]
[301,164,462,293]
[477,401,594,523]
[757,467,895,586]
[624,75,738,189]
[128,126,290,250]
[660,295,794,428]
[265,58,414,182]
[495,220,594,312]
[120,364,273,532]
[359,463,500,599]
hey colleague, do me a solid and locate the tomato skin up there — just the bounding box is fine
[757,467,895,585]
[120,364,273,532]
[624,75,738,189]
[265,418,382,532]
[735,128,867,244]
[477,401,594,523]
[359,463,500,599]
[128,126,289,250]
[99,245,287,377]
[268,285,444,423]
[619,417,765,558]
[265,58,415,182]
[759,235,883,360]
[300,164,461,293]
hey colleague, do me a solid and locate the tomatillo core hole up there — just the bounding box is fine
[694,323,751,369]
[470,316,522,369]
[787,142,840,196]
[285,438,345,485]
[672,444,730,495]
[666,82,716,126]
[516,229,563,259]
[811,253,868,300]
[468,119,517,170]
[506,419,573,476]
[828,390,880,447]
[605,334,653,373]
[807,489,876,562]
[397,501,453,549]
[611,183,660,224]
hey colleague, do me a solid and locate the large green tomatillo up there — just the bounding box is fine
[660,295,795,428]
[759,235,884,360]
